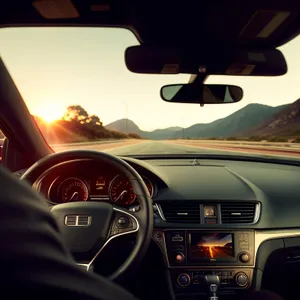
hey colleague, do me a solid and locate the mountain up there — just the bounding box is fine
[247,99,300,136]
[173,103,287,138]
[143,126,183,139]
[105,118,141,135]
[105,103,293,139]
[105,119,182,139]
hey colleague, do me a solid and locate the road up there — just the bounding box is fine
[51,140,300,159]
[191,246,232,259]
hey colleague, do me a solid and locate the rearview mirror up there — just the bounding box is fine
[160,84,243,104]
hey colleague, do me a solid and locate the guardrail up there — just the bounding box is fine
[174,139,300,149]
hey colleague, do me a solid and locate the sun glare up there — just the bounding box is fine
[34,103,64,124]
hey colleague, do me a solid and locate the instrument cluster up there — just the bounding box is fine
[46,173,156,206]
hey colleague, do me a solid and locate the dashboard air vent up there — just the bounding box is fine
[159,202,200,223]
[221,203,257,224]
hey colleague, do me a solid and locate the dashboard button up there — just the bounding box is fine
[116,216,129,228]
[239,252,250,263]
[235,272,248,287]
[177,273,191,287]
[153,231,163,241]
[172,236,184,242]
[221,279,229,286]
[175,252,185,263]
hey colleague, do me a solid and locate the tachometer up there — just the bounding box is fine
[58,177,89,202]
[109,174,136,205]
[109,174,155,205]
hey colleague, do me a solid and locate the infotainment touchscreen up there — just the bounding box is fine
[189,232,234,259]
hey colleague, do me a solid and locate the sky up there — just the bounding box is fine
[196,233,232,247]
[0,27,299,131]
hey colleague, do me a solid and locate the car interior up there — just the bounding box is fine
[1,1,300,300]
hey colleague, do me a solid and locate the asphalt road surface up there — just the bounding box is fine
[51,140,300,159]
[105,141,234,156]
[191,246,232,259]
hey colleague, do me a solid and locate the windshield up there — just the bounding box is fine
[1,28,299,160]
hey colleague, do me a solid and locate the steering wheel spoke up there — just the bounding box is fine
[108,207,139,238]
[77,207,140,271]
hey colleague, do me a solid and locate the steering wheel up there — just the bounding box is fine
[21,150,153,282]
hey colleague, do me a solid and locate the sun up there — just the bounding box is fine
[34,103,63,124]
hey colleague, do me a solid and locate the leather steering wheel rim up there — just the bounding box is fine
[21,150,153,282]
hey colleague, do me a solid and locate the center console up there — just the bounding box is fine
[154,229,255,298]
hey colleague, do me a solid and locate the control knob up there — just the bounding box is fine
[177,273,191,287]
[235,272,248,287]
[239,252,250,263]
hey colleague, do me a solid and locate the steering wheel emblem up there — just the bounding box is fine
[65,215,91,227]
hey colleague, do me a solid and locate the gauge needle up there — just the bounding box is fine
[115,190,127,201]
[69,192,79,201]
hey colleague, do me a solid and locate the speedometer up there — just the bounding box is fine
[109,174,136,205]
[109,174,155,205]
[58,177,89,202]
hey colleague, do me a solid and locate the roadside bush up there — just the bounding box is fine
[127,133,141,139]
[292,137,300,143]
[267,136,288,142]
[247,136,262,142]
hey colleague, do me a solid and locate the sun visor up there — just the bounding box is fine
[125,46,287,76]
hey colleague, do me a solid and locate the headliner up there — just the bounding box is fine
[1,0,300,50]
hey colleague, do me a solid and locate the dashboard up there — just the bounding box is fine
[34,155,300,298]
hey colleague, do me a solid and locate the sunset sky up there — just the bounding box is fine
[1,28,299,130]
[196,234,232,247]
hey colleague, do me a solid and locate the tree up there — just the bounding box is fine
[63,105,89,123]
[50,105,127,143]
[87,115,102,126]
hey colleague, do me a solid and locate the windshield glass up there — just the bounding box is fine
[1,28,299,160]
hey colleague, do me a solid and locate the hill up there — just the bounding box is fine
[248,99,300,137]
[105,119,182,139]
[143,126,183,139]
[175,103,287,139]
[105,103,288,139]
[105,118,141,135]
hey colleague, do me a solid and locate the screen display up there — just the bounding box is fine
[190,233,234,259]
[90,176,109,196]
